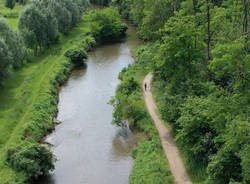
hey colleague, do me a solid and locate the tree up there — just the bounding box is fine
[64,48,88,67]
[90,0,111,6]
[42,8,59,47]
[59,0,80,27]
[207,120,249,183]
[19,2,59,55]
[19,4,47,55]
[130,0,145,26]
[0,18,27,69]
[210,38,250,95]
[88,7,128,42]
[139,0,178,40]
[5,0,15,9]
[0,39,11,86]
[7,143,55,180]
[153,14,205,93]
[49,1,72,34]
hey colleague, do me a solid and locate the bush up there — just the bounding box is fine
[64,48,88,67]
[87,7,128,42]
[81,35,96,51]
[7,143,55,180]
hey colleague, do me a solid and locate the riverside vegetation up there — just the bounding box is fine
[0,0,249,184]
[108,0,250,184]
[0,0,127,183]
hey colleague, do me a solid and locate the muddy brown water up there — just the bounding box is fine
[40,25,142,184]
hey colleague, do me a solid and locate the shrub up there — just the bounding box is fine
[88,7,128,42]
[64,48,88,67]
[81,35,96,51]
[7,143,55,180]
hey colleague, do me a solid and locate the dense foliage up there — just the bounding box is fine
[0,39,11,86]
[0,17,27,85]
[65,48,88,67]
[114,0,249,183]
[111,49,174,183]
[5,0,15,9]
[19,0,89,55]
[7,143,55,180]
[90,0,111,6]
[0,0,90,86]
[0,18,27,69]
[87,7,128,42]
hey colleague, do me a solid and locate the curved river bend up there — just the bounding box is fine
[42,25,141,184]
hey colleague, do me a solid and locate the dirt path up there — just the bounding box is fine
[143,73,192,184]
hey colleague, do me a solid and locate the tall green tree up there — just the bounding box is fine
[19,4,47,55]
[90,0,111,6]
[5,0,15,9]
[139,0,180,40]
[60,0,81,27]
[154,14,205,93]
[49,1,72,34]
[130,0,144,26]
[19,2,59,55]
[0,39,12,86]
[210,38,250,96]
[0,18,27,69]
[88,7,128,42]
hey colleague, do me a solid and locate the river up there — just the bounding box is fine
[41,24,142,184]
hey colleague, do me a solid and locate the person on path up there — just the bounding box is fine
[143,73,192,184]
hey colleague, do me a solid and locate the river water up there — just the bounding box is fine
[42,25,141,184]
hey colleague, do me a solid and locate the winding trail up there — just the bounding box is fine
[143,73,192,184]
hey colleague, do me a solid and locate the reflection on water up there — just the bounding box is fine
[38,24,142,184]
[111,126,135,158]
[37,126,135,184]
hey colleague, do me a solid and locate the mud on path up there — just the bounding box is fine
[143,73,192,184]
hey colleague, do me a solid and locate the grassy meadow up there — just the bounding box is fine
[0,0,26,31]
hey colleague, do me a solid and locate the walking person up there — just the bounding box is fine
[144,82,147,91]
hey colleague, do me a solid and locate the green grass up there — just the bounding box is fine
[0,16,91,183]
[5,17,19,31]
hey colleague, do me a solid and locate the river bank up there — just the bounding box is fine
[0,17,92,183]
[111,44,175,183]
[0,7,145,183]
[40,23,141,184]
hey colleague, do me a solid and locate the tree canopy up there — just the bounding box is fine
[113,0,250,183]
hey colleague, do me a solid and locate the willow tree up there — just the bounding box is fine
[0,18,27,69]
[0,39,11,86]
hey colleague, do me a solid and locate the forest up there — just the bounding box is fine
[110,0,250,184]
